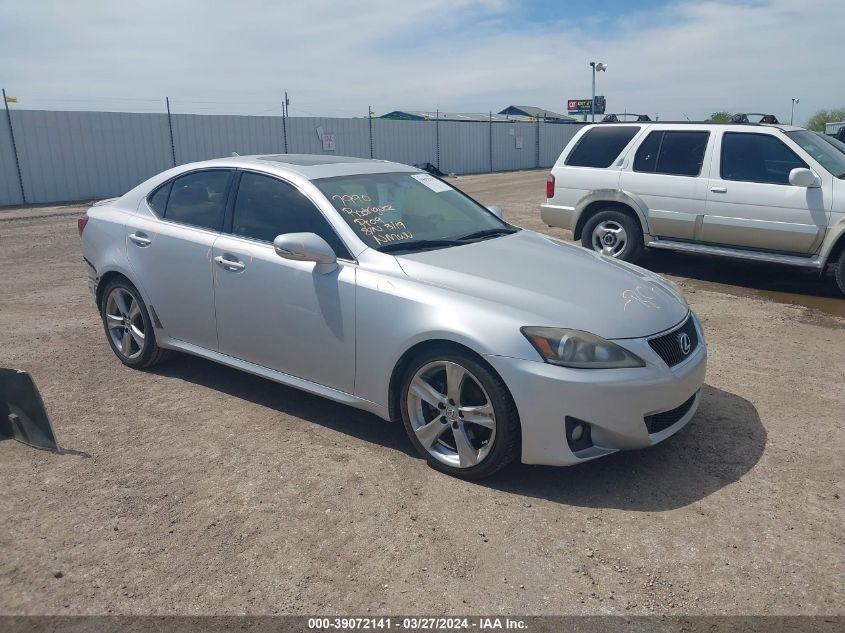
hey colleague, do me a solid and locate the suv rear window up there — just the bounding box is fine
[565,126,640,168]
[634,131,709,176]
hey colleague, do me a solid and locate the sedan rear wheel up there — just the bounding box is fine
[105,287,145,360]
[100,279,168,369]
[400,349,520,478]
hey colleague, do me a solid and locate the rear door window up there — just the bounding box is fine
[565,126,641,168]
[164,170,232,231]
[634,131,709,176]
[720,132,808,185]
[147,181,172,215]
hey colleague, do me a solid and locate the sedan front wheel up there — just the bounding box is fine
[400,349,520,478]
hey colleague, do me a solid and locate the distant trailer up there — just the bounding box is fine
[825,121,845,136]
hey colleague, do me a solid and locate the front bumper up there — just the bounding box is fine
[485,315,707,466]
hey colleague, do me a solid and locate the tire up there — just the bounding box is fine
[581,208,644,263]
[835,249,845,297]
[99,278,168,369]
[398,346,520,479]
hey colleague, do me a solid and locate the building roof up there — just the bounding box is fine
[379,109,576,123]
[499,105,574,121]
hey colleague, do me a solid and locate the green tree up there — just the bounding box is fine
[709,111,732,122]
[804,108,845,131]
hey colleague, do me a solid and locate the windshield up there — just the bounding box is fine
[815,131,845,156]
[786,130,845,178]
[313,172,516,253]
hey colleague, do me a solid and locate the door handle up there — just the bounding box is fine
[213,255,246,271]
[710,186,727,194]
[128,232,152,247]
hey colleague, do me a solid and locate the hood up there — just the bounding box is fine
[396,230,688,339]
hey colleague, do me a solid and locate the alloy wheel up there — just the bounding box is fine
[591,220,628,257]
[406,360,497,468]
[105,287,145,360]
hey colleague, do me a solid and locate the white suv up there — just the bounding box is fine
[541,121,845,295]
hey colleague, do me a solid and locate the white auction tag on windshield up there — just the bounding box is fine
[411,173,453,193]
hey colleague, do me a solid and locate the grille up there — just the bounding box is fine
[648,316,699,367]
[645,392,698,434]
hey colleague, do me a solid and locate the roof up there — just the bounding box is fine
[379,109,577,123]
[499,105,574,121]
[215,154,418,179]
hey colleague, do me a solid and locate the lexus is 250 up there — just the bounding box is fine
[79,155,706,478]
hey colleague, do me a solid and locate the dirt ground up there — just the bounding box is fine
[0,170,842,616]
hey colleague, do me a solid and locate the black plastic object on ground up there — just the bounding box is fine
[0,368,61,451]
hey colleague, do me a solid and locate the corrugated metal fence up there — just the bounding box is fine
[0,110,582,206]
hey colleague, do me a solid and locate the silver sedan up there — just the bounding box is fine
[79,155,706,478]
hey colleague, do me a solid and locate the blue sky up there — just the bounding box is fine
[0,0,841,124]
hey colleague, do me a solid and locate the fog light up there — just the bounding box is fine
[565,417,594,453]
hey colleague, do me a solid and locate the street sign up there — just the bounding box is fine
[567,96,605,114]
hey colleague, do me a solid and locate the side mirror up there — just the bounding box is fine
[789,168,820,188]
[273,232,338,274]
[487,205,504,219]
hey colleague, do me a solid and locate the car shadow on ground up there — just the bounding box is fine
[149,355,417,458]
[640,249,843,303]
[153,357,764,512]
[480,383,766,511]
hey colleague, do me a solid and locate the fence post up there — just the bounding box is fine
[165,96,176,166]
[2,88,27,204]
[489,112,493,173]
[368,105,374,159]
[435,109,440,172]
[536,118,541,168]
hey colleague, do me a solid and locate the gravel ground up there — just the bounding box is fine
[0,170,842,616]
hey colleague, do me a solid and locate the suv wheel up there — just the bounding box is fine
[399,348,520,479]
[582,209,644,263]
[834,249,845,296]
[100,279,168,369]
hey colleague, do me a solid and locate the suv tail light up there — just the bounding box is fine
[546,173,555,199]
[77,214,89,236]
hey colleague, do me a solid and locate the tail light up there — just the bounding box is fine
[77,214,89,236]
[546,173,555,199]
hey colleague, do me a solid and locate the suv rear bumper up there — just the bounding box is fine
[540,203,575,230]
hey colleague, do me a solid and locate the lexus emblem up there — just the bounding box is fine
[678,332,692,355]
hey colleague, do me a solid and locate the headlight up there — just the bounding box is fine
[521,327,645,369]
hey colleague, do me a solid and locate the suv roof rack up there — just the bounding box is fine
[730,113,780,124]
[600,113,652,123]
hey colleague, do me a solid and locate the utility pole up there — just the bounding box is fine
[791,98,800,125]
[2,88,26,204]
[588,61,607,123]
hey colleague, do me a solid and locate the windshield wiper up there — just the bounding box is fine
[454,227,519,242]
[378,239,466,254]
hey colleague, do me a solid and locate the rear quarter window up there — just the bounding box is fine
[565,126,641,168]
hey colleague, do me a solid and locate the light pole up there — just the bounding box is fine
[790,98,799,125]
[589,61,607,123]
